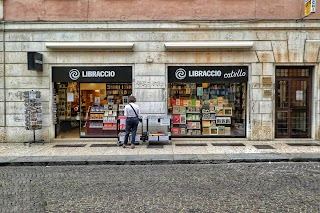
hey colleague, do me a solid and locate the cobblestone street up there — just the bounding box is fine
[1,162,320,212]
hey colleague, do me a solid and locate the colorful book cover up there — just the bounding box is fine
[180,106,186,114]
[173,114,181,124]
[185,88,191,94]
[224,127,231,135]
[197,87,203,96]
[172,127,180,135]
[176,99,180,106]
[173,106,180,114]
[218,126,225,135]
[187,114,193,120]
[212,99,218,106]
[183,100,188,106]
[215,106,224,115]
[180,115,186,124]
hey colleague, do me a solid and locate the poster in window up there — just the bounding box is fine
[67,93,74,102]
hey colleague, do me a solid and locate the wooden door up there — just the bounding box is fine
[275,67,312,138]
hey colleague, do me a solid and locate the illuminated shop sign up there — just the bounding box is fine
[52,66,132,83]
[168,66,248,83]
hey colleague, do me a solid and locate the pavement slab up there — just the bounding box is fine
[0,140,320,166]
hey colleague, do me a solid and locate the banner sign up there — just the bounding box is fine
[305,0,312,16]
[312,0,316,13]
[52,66,132,83]
[168,66,248,83]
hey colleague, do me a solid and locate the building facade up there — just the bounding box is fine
[0,0,319,142]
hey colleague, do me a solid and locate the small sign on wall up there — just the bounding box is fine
[262,77,272,85]
[263,89,272,97]
[27,52,43,71]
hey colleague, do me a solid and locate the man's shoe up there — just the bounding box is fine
[131,144,135,149]
[122,144,126,148]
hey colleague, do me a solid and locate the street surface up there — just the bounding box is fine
[0,162,320,212]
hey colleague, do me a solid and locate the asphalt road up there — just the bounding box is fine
[1,162,320,213]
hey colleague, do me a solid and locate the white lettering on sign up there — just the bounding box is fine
[224,69,246,79]
[188,70,222,77]
[81,71,116,78]
[69,69,117,80]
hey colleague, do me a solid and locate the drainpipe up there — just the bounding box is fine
[2,20,5,128]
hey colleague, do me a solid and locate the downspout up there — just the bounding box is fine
[2,20,5,127]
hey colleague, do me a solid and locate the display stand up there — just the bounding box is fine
[117,116,144,146]
[146,116,171,144]
[23,90,44,147]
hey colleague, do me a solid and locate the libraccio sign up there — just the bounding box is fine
[52,66,132,83]
[168,66,248,83]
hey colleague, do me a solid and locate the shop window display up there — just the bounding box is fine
[168,83,246,137]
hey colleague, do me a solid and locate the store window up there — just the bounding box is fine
[52,66,132,138]
[168,66,248,138]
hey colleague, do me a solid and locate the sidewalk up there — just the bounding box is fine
[0,139,320,166]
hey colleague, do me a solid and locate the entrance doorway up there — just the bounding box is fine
[275,67,312,138]
[54,82,132,138]
[52,66,133,139]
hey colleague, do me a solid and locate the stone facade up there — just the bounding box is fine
[0,21,318,142]
[1,0,320,142]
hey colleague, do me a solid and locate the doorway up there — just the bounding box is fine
[54,82,132,138]
[275,67,312,138]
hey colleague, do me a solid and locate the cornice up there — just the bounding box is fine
[1,20,320,32]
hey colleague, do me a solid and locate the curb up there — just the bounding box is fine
[1,157,320,167]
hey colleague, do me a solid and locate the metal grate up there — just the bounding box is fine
[175,143,208,147]
[147,145,164,148]
[253,145,275,149]
[53,144,87,148]
[286,143,320,146]
[90,144,119,147]
[212,143,245,146]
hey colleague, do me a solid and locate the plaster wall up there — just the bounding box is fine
[4,0,319,21]
[1,21,319,142]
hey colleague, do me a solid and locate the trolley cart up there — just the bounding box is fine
[146,116,171,144]
[117,116,144,146]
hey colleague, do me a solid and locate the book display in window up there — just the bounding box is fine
[172,106,187,135]
[169,82,246,137]
[85,105,117,136]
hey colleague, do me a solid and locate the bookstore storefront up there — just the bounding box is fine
[52,66,132,138]
[168,66,248,138]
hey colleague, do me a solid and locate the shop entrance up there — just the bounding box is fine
[54,82,132,138]
[275,67,312,138]
[52,66,133,139]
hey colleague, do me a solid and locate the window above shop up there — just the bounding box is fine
[164,41,254,51]
[45,42,134,51]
